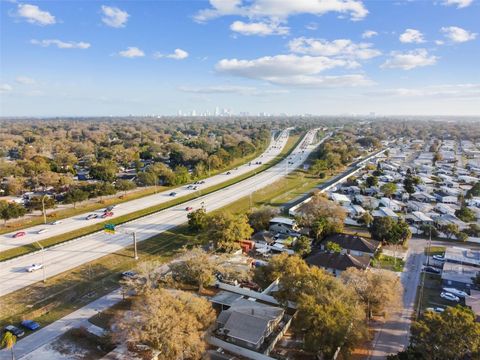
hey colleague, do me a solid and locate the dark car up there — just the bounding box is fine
[4,325,25,337]
[121,271,138,279]
[423,266,441,274]
[105,205,116,212]
[169,192,177,197]
[21,320,40,331]
[185,206,193,211]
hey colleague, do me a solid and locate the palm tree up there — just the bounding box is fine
[1,331,16,360]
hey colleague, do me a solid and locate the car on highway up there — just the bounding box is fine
[13,231,26,238]
[423,266,441,274]
[443,287,468,298]
[4,325,24,337]
[425,307,445,313]
[86,214,98,220]
[440,292,460,302]
[105,205,116,212]
[101,211,114,218]
[27,263,43,272]
[226,171,231,175]
[37,228,48,234]
[49,220,63,225]
[185,206,193,211]
[433,254,445,262]
[186,185,193,189]
[169,192,177,197]
[21,320,41,331]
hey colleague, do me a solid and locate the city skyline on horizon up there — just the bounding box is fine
[1,0,479,117]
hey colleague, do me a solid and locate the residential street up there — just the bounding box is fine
[368,237,426,359]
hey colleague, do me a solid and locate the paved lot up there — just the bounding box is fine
[0,130,321,296]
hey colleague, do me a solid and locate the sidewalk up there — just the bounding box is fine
[0,289,123,360]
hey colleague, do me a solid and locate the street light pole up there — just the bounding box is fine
[41,194,47,224]
[36,241,46,283]
[133,232,138,260]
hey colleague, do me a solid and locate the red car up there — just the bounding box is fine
[101,211,114,218]
[13,231,26,238]
[185,206,193,211]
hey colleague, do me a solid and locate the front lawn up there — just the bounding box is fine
[371,253,405,272]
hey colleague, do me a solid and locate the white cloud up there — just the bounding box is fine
[16,3,55,25]
[0,84,13,93]
[288,37,381,60]
[381,49,438,70]
[101,5,129,28]
[435,40,445,45]
[30,39,91,49]
[362,30,377,39]
[442,0,473,8]
[440,26,477,43]
[178,85,288,96]
[154,48,189,60]
[399,29,425,43]
[16,76,35,85]
[215,54,373,87]
[230,20,289,36]
[118,47,145,58]
[369,84,480,99]
[195,0,368,23]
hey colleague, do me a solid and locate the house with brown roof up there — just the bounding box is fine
[320,233,380,257]
[306,252,371,276]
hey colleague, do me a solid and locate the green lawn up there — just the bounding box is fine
[0,135,300,262]
[371,254,405,272]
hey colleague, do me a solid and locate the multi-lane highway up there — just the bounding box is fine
[0,129,321,296]
[0,129,290,253]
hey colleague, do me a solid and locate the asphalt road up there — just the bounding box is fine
[0,129,321,297]
[368,237,426,359]
[0,129,290,253]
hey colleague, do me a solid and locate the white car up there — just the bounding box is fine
[37,228,48,234]
[27,264,43,272]
[49,220,63,225]
[433,255,445,262]
[440,292,460,302]
[426,307,445,313]
[443,287,468,298]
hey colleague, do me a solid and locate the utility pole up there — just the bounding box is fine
[133,232,138,260]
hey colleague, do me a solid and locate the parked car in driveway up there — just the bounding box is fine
[423,266,441,274]
[121,271,138,279]
[442,287,468,298]
[4,325,24,337]
[13,231,26,238]
[21,320,40,331]
[433,255,445,261]
[27,263,43,272]
[86,214,98,220]
[440,292,460,302]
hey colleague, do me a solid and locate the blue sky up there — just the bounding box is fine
[1,0,479,116]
